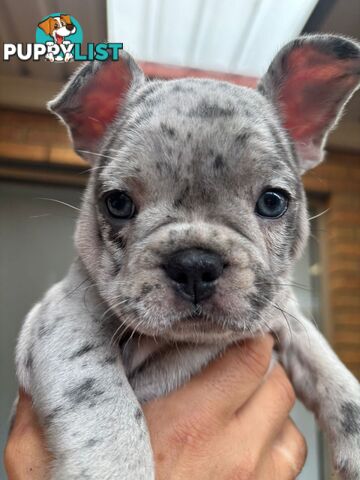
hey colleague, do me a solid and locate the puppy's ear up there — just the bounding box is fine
[60,14,72,25]
[38,17,55,36]
[258,35,360,172]
[48,51,144,162]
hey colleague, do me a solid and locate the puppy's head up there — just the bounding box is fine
[49,36,360,342]
[38,15,76,42]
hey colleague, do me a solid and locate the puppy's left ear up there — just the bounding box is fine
[258,35,360,172]
[48,51,144,162]
[38,17,55,36]
[60,14,72,25]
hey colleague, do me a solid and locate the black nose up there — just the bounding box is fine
[164,248,224,303]
[66,23,74,31]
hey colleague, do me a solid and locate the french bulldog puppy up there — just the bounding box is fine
[16,34,360,479]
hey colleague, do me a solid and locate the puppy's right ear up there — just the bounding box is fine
[48,51,144,162]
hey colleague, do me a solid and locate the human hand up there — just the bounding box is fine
[4,335,306,479]
[4,389,52,479]
[144,335,307,479]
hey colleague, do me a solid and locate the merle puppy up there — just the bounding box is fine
[16,34,360,479]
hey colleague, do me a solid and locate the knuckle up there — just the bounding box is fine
[3,439,16,472]
[293,429,308,468]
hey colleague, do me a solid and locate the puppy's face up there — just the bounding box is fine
[78,80,308,342]
[50,36,359,343]
[38,15,76,42]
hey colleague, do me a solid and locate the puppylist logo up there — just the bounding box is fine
[3,13,123,63]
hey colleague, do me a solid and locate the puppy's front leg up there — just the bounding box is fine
[277,299,360,480]
[16,265,154,480]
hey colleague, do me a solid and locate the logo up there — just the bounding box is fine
[3,13,123,63]
[36,13,82,62]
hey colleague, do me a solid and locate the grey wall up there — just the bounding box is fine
[0,180,321,479]
[0,181,82,478]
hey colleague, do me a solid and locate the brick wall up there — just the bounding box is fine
[1,108,359,378]
[305,153,360,379]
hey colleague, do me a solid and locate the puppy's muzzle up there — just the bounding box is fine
[163,248,224,304]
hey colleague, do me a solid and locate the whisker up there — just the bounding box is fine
[29,213,51,219]
[37,197,80,212]
[308,208,330,221]
[77,149,120,162]
[254,282,311,292]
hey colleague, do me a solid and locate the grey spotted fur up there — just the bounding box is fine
[16,34,360,479]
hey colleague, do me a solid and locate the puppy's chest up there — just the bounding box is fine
[121,335,164,375]
[119,334,231,403]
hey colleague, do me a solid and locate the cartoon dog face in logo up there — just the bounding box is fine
[38,14,76,62]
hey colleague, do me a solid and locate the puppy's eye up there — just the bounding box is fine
[104,191,136,219]
[255,190,289,218]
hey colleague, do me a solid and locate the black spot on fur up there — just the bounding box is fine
[213,154,224,169]
[341,401,360,435]
[172,84,182,93]
[248,268,276,312]
[160,122,176,138]
[257,84,266,95]
[65,378,104,405]
[69,343,94,360]
[155,160,162,172]
[45,405,64,424]
[38,325,48,338]
[85,438,100,448]
[141,283,153,295]
[248,290,265,310]
[103,355,117,365]
[132,82,161,107]
[134,407,143,422]
[234,131,250,145]
[188,100,235,119]
[25,353,33,370]
[173,183,190,208]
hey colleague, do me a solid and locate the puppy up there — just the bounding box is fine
[38,14,76,62]
[16,34,360,479]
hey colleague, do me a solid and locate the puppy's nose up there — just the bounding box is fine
[164,248,224,303]
[66,23,75,31]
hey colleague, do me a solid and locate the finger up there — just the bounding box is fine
[14,389,36,427]
[4,390,51,480]
[176,334,274,420]
[259,418,307,479]
[233,364,296,447]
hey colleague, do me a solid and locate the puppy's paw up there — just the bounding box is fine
[332,400,360,480]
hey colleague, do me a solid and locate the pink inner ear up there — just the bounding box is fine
[67,61,132,147]
[280,45,358,142]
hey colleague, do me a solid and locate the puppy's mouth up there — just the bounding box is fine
[55,33,64,44]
